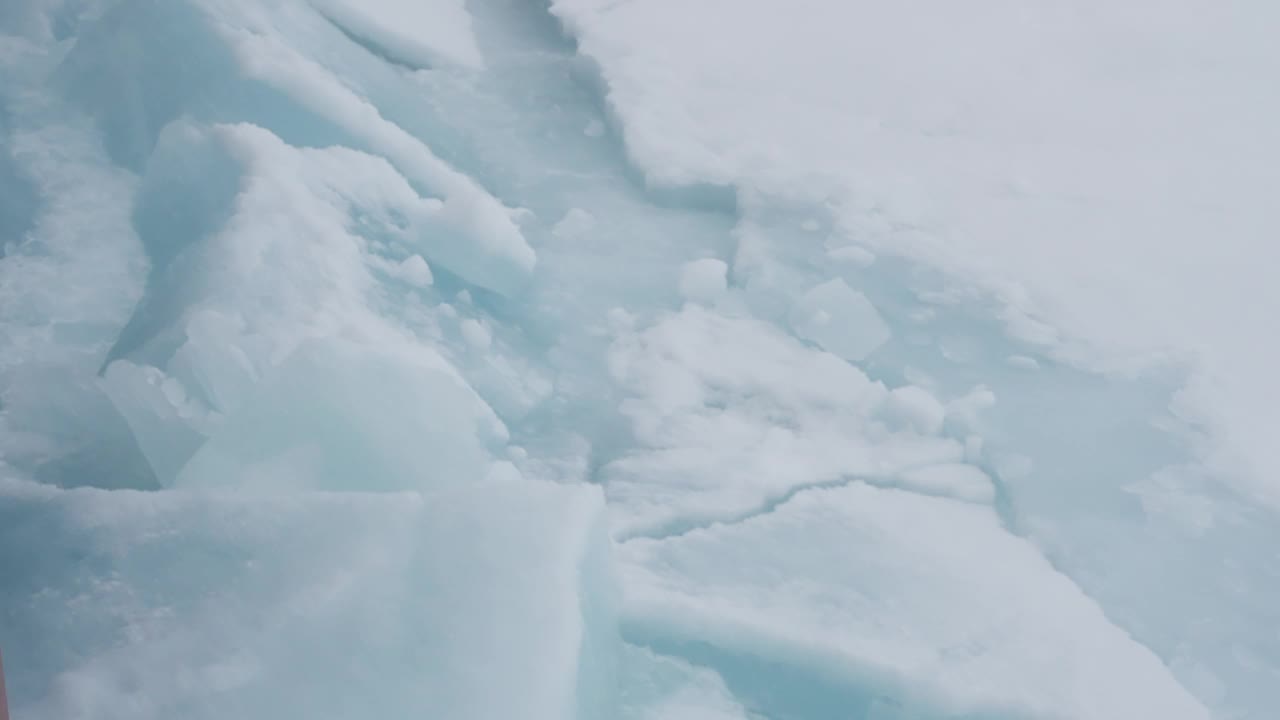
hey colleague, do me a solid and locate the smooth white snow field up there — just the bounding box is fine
[1,0,1276,718]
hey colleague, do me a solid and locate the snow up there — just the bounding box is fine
[2,0,1278,717]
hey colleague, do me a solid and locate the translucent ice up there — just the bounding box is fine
[0,477,614,720]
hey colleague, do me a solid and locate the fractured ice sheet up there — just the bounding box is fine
[547,1,1280,715]
[0,476,614,720]
[618,482,1209,720]
[604,304,976,538]
[2,0,1278,716]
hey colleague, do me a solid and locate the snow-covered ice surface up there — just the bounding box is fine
[0,0,1276,718]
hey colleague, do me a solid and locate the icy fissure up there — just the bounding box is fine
[1,0,1276,718]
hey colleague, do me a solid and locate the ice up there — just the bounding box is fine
[617,482,1209,720]
[460,318,493,351]
[57,0,533,295]
[308,0,484,70]
[618,646,748,720]
[677,258,728,305]
[788,279,890,362]
[1007,355,1040,371]
[173,340,504,492]
[895,463,995,504]
[827,244,876,268]
[548,12,1280,684]
[0,476,614,720]
[603,305,975,538]
[388,254,434,288]
[880,385,946,436]
[3,0,1278,716]
[94,120,516,488]
[0,39,152,489]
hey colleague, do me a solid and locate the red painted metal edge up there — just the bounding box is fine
[0,646,9,720]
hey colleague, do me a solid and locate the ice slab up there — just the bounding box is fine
[618,482,1209,720]
[0,476,614,720]
[173,340,505,492]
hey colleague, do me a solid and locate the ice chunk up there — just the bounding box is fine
[788,279,890,362]
[619,646,747,720]
[618,482,1209,719]
[175,340,503,492]
[0,476,615,720]
[1007,354,1040,370]
[460,318,493,351]
[880,385,946,435]
[392,255,434,287]
[100,360,217,485]
[552,208,597,239]
[677,258,728,305]
[224,22,536,295]
[308,0,484,70]
[945,385,997,434]
[827,244,876,267]
[896,462,995,504]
